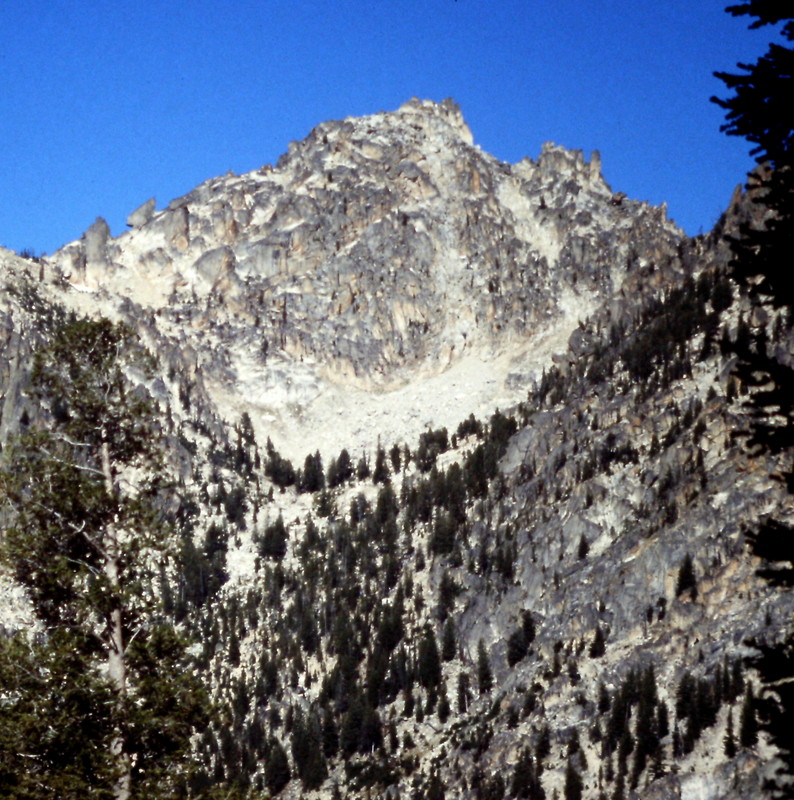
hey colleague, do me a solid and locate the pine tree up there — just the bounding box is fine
[589,626,606,658]
[265,738,291,796]
[477,639,493,694]
[418,627,442,690]
[565,756,584,800]
[441,616,457,662]
[259,513,289,560]
[712,4,794,311]
[675,553,698,599]
[510,747,535,799]
[0,317,205,800]
[724,708,737,758]
[714,12,794,789]
[0,632,117,799]
[373,444,391,484]
[739,685,758,748]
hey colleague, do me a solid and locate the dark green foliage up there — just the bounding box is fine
[628,667,660,789]
[389,443,402,473]
[714,15,794,790]
[429,511,457,556]
[457,672,472,713]
[259,514,288,559]
[437,689,451,724]
[0,632,117,800]
[712,3,794,308]
[373,445,391,484]
[675,553,697,599]
[418,628,442,690]
[265,738,291,795]
[321,707,339,759]
[177,532,228,613]
[510,747,537,799]
[442,616,457,662]
[564,756,584,800]
[747,519,794,587]
[747,637,794,790]
[0,316,204,798]
[300,451,325,493]
[740,684,758,747]
[437,569,460,621]
[327,448,354,487]
[290,708,327,789]
[457,413,483,440]
[507,611,536,667]
[477,639,493,694]
[223,485,248,528]
[536,723,551,765]
[589,626,606,659]
[415,427,450,472]
[426,771,446,800]
[724,708,737,758]
[264,439,296,488]
[356,454,371,481]
[598,681,610,714]
[376,596,405,654]
[375,482,399,524]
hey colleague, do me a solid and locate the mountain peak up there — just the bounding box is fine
[45,102,681,459]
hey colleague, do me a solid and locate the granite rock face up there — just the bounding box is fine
[126,197,156,228]
[46,98,683,458]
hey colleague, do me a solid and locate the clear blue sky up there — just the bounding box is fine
[0,0,778,255]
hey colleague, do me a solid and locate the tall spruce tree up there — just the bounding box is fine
[714,5,794,794]
[0,317,205,800]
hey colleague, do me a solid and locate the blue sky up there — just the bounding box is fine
[0,0,778,255]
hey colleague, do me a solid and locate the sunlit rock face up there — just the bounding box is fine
[46,99,681,459]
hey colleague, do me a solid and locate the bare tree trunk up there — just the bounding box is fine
[102,441,131,800]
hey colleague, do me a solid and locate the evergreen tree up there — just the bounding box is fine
[356,454,371,481]
[389,442,402,473]
[290,708,327,789]
[331,448,354,487]
[0,317,205,800]
[714,8,794,781]
[510,746,535,799]
[259,514,288,560]
[457,672,471,713]
[437,688,451,724]
[564,756,584,800]
[426,771,446,800]
[477,639,493,694]
[442,616,457,662]
[675,553,698,599]
[589,626,606,658]
[0,632,116,800]
[712,3,794,311]
[724,708,737,758]
[373,445,391,484]
[739,685,758,748]
[265,738,291,796]
[300,451,325,493]
[418,627,442,690]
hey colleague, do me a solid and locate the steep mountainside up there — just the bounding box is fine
[1,100,792,800]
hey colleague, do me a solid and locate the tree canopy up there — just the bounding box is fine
[0,316,205,800]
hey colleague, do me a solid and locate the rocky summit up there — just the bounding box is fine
[1,99,792,800]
